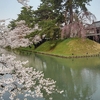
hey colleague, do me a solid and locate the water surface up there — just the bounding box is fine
[14,51,100,100]
[1,49,100,100]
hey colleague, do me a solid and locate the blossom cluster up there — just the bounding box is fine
[0,20,32,48]
[0,54,63,100]
[0,20,45,48]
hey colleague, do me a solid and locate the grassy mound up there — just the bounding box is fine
[35,38,100,56]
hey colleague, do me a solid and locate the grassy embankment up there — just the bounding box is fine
[35,38,100,58]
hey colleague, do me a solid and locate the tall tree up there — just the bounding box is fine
[32,0,64,40]
[57,0,95,39]
[27,0,94,40]
[8,6,35,29]
[55,0,92,24]
[17,6,35,28]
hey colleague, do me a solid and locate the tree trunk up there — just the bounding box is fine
[65,10,67,25]
[69,0,73,23]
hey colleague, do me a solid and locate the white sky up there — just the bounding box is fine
[0,0,100,24]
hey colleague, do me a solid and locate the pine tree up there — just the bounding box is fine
[17,6,35,28]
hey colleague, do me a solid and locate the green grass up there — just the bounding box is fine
[35,38,100,56]
[35,40,62,52]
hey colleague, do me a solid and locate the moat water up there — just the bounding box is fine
[1,49,100,100]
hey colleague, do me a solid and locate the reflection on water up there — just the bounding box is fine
[2,50,100,100]
[33,54,98,100]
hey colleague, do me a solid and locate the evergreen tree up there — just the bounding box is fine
[50,0,92,24]
[17,6,35,28]
[33,0,64,40]
[8,6,35,29]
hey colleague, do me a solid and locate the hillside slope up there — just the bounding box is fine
[35,38,100,57]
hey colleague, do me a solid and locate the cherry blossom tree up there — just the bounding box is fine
[0,19,60,98]
[0,0,45,49]
[61,11,97,39]
[0,20,33,48]
[0,1,63,100]
[0,19,45,48]
[0,54,63,100]
[61,21,86,39]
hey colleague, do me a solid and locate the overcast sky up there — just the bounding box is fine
[0,0,100,24]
